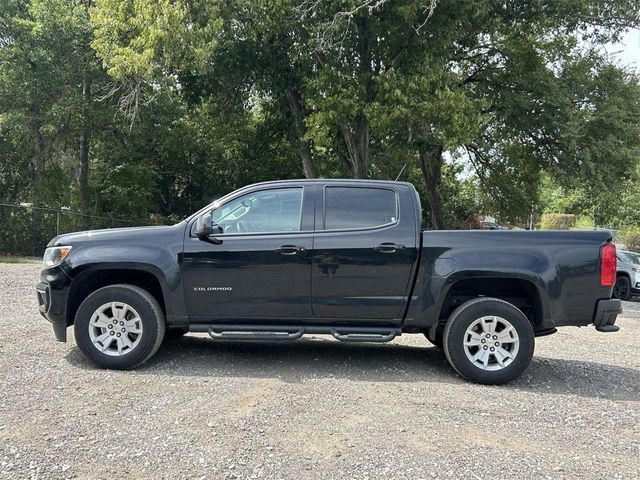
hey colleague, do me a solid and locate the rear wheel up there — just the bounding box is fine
[612,275,632,300]
[443,297,534,385]
[74,284,166,369]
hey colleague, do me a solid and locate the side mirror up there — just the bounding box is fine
[194,214,223,245]
[194,214,212,237]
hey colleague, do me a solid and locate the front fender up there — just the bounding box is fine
[63,244,185,319]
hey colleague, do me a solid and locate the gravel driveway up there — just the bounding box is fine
[1,262,639,479]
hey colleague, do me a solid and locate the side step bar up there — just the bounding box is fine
[208,328,304,341]
[331,330,397,342]
[189,324,400,343]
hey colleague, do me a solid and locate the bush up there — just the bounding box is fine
[575,215,595,229]
[619,227,640,252]
[540,213,576,230]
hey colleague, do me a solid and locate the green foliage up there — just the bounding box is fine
[90,0,220,81]
[408,161,483,229]
[620,228,640,252]
[540,214,577,230]
[2,0,640,255]
[575,216,595,230]
[538,174,585,215]
[0,256,38,264]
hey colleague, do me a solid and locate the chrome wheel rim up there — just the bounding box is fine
[463,316,519,371]
[88,302,143,356]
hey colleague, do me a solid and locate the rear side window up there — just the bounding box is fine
[324,187,397,230]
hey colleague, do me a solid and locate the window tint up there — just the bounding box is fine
[211,188,302,234]
[324,187,397,230]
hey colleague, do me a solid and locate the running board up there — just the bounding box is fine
[189,324,400,343]
[207,328,304,341]
[331,330,397,342]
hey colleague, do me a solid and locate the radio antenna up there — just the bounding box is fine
[395,163,407,181]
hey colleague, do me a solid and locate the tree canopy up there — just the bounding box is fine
[1,0,640,253]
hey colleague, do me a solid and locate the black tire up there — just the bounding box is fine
[424,327,443,348]
[443,297,535,385]
[74,284,166,369]
[613,275,632,301]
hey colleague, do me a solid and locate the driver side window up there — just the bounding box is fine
[211,187,303,234]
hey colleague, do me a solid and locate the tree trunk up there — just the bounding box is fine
[29,104,46,254]
[285,89,316,179]
[419,145,445,230]
[339,13,372,179]
[79,75,91,228]
[339,115,369,178]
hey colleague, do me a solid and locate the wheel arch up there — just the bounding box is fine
[437,276,546,331]
[67,266,166,327]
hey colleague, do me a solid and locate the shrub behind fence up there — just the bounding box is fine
[540,213,576,230]
[0,203,151,256]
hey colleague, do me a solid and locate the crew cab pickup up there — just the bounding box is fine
[37,179,622,384]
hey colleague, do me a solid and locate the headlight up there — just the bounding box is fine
[43,246,72,267]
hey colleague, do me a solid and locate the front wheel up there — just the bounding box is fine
[443,297,535,385]
[74,284,166,369]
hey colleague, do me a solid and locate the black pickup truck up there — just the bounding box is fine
[37,179,622,384]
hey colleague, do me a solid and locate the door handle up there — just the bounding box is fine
[373,242,404,253]
[275,245,306,255]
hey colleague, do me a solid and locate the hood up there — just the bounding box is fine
[48,224,184,247]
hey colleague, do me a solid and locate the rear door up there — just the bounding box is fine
[311,183,418,324]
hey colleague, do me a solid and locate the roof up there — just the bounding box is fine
[247,178,416,188]
[186,178,417,222]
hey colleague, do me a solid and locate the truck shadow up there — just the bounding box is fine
[65,335,640,401]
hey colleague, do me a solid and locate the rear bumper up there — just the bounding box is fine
[593,299,622,332]
[36,266,72,342]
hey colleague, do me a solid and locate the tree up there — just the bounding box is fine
[3,0,639,258]
[298,1,640,225]
[89,1,640,229]
[0,0,83,250]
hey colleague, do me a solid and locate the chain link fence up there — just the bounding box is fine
[0,203,153,257]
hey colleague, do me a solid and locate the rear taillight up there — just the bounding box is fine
[600,243,616,286]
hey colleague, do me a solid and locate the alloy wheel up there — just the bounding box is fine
[463,315,520,371]
[88,302,143,356]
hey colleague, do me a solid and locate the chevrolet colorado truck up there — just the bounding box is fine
[37,179,622,384]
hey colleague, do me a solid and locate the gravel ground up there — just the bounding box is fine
[1,262,639,480]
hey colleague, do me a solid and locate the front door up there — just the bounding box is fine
[182,186,314,321]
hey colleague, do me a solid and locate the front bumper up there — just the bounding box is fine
[593,299,622,332]
[36,266,72,342]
